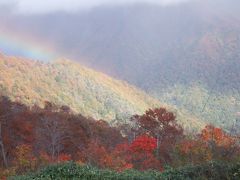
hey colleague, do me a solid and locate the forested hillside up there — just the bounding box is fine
[0,0,240,179]
[3,0,239,130]
[0,53,159,122]
[0,54,204,130]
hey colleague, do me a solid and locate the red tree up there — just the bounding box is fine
[130,135,157,154]
[128,135,162,171]
[131,108,184,164]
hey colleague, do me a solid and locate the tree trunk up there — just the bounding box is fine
[0,123,8,168]
[156,134,160,160]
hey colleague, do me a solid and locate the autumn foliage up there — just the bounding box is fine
[128,135,162,171]
[130,135,157,154]
[200,125,235,147]
[0,96,240,178]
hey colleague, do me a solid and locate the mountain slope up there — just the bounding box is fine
[2,0,238,129]
[0,53,157,121]
[0,53,204,131]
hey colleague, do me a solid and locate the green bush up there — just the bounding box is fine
[10,161,240,180]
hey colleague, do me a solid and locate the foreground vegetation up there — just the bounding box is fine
[12,161,240,180]
[1,96,240,178]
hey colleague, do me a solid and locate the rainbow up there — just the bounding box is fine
[0,29,58,61]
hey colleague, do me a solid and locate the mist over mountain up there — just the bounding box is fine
[1,0,240,129]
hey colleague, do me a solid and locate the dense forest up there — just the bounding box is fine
[0,54,160,122]
[0,55,204,131]
[0,96,240,179]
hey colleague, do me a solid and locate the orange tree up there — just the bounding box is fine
[200,125,239,161]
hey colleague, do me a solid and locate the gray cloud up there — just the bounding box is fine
[0,0,193,14]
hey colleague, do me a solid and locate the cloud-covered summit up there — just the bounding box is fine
[0,0,193,14]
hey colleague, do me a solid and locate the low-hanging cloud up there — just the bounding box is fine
[0,0,193,14]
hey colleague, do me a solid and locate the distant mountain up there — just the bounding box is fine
[2,0,238,129]
[0,53,204,131]
[2,0,239,130]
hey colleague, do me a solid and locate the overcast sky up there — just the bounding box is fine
[0,0,193,14]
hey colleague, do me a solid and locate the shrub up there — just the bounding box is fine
[10,161,240,180]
